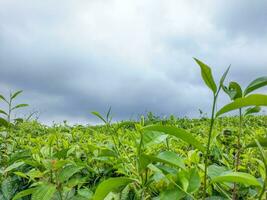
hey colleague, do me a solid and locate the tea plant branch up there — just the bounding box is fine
[203,91,218,198]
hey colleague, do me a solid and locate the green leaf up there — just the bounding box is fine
[11,90,23,100]
[194,58,217,94]
[143,125,205,152]
[156,151,185,169]
[1,177,17,200]
[186,168,201,193]
[58,165,82,183]
[247,137,267,148]
[0,117,9,127]
[91,111,107,124]
[93,178,134,200]
[4,161,24,173]
[211,172,261,186]
[0,94,7,103]
[244,106,261,116]
[142,131,168,147]
[0,109,8,116]
[31,184,57,200]
[11,104,29,110]
[244,76,267,96]
[255,139,267,167]
[12,188,36,200]
[216,94,267,117]
[219,65,231,86]
[223,82,242,100]
[159,189,186,200]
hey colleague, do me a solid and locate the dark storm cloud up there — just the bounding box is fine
[0,0,266,124]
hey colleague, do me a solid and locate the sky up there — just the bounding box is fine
[0,0,266,124]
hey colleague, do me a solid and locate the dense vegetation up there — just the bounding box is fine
[0,59,267,200]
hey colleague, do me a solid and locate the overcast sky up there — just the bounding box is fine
[0,0,266,124]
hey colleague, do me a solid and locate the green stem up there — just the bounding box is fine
[203,95,217,198]
[232,108,242,200]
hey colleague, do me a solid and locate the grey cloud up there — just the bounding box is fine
[0,0,266,124]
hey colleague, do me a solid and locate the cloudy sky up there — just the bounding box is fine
[0,0,266,124]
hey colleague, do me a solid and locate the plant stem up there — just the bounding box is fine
[203,95,217,199]
[232,108,242,200]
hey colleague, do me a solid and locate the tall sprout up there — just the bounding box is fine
[194,58,230,198]
[222,77,267,199]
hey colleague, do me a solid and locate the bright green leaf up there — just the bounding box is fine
[58,165,83,183]
[93,178,134,200]
[211,172,261,186]
[216,94,267,117]
[194,58,217,94]
[31,184,57,200]
[12,188,36,200]
[244,76,267,96]
[143,125,205,152]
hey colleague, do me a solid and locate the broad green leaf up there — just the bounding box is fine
[177,168,201,193]
[194,58,217,94]
[159,189,186,200]
[143,131,168,147]
[216,94,267,117]
[4,161,24,173]
[244,76,267,96]
[207,165,228,179]
[143,125,205,152]
[244,106,261,116]
[156,151,185,169]
[211,172,261,186]
[186,168,201,193]
[223,82,242,100]
[12,188,36,200]
[11,104,29,110]
[93,178,134,200]
[247,137,267,148]
[255,139,267,167]
[11,90,23,100]
[91,111,107,124]
[2,178,17,200]
[0,109,8,116]
[0,117,9,127]
[31,184,57,200]
[58,165,83,182]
